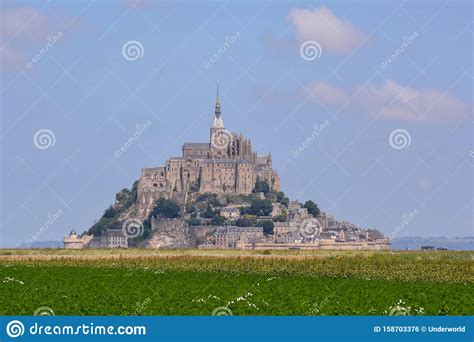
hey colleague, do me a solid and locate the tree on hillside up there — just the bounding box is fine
[202,204,215,218]
[276,191,289,206]
[303,200,320,218]
[249,198,273,216]
[253,179,270,193]
[151,198,181,219]
[211,215,225,226]
[103,205,117,219]
[236,217,254,227]
[257,220,274,235]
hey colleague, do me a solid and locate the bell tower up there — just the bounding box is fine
[210,81,230,159]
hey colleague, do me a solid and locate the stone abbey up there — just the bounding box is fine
[136,83,280,219]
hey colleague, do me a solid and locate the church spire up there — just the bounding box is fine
[212,81,224,129]
[215,80,221,118]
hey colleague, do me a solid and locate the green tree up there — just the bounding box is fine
[211,215,225,226]
[276,191,289,206]
[257,220,274,235]
[253,179,270,193]
[273,213,287,222]
[186,218,201,226]
[235,217,254,227]
[202,204,215,218]
[249,198,273,216]
[151,198,181,219]
[303,200,320,218]
[103,205,117,219]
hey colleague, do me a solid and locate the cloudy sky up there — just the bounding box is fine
[0,0,472,247]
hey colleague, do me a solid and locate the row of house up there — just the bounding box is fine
[63,229,128,249]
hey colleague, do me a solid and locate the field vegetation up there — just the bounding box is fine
[0,249,472,316]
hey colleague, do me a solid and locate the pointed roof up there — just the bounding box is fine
[69,228,77,235]
[212,81,225,128]
[215,80,221,118]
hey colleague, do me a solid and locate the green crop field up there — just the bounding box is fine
[0,249,472,316]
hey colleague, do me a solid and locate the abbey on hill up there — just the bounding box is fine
[136,82,280,220]
[64,83,389,251]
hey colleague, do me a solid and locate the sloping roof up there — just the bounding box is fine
[69,228,77,235]
[202,159,253,165]
[221,207,240,212]
[215,226,263,235]
[256,156,268,165]
[103,229,127,238]
[183,143,210,149]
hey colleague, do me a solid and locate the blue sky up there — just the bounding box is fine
[0,0,472,247]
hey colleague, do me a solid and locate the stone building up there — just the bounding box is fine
[136,83,280,219]
[214,226,264,249]
[63,229,93,249]
[88,229,128,248]
[64,229,127,249]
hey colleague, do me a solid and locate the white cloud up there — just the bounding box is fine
[0,7,51,41]
[301,80,470,123]
[288,6,368,53]
[355,80,469,122]
[0,46,25,67]
[0,7,58,69]
[305,82,348,105]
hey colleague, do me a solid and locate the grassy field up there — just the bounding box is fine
[0,249,472,316]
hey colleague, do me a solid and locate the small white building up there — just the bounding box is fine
[220,207,240,220]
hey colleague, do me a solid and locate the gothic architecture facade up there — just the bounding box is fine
[137,83,280,219]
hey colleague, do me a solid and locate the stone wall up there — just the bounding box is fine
[145,218,197,249]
